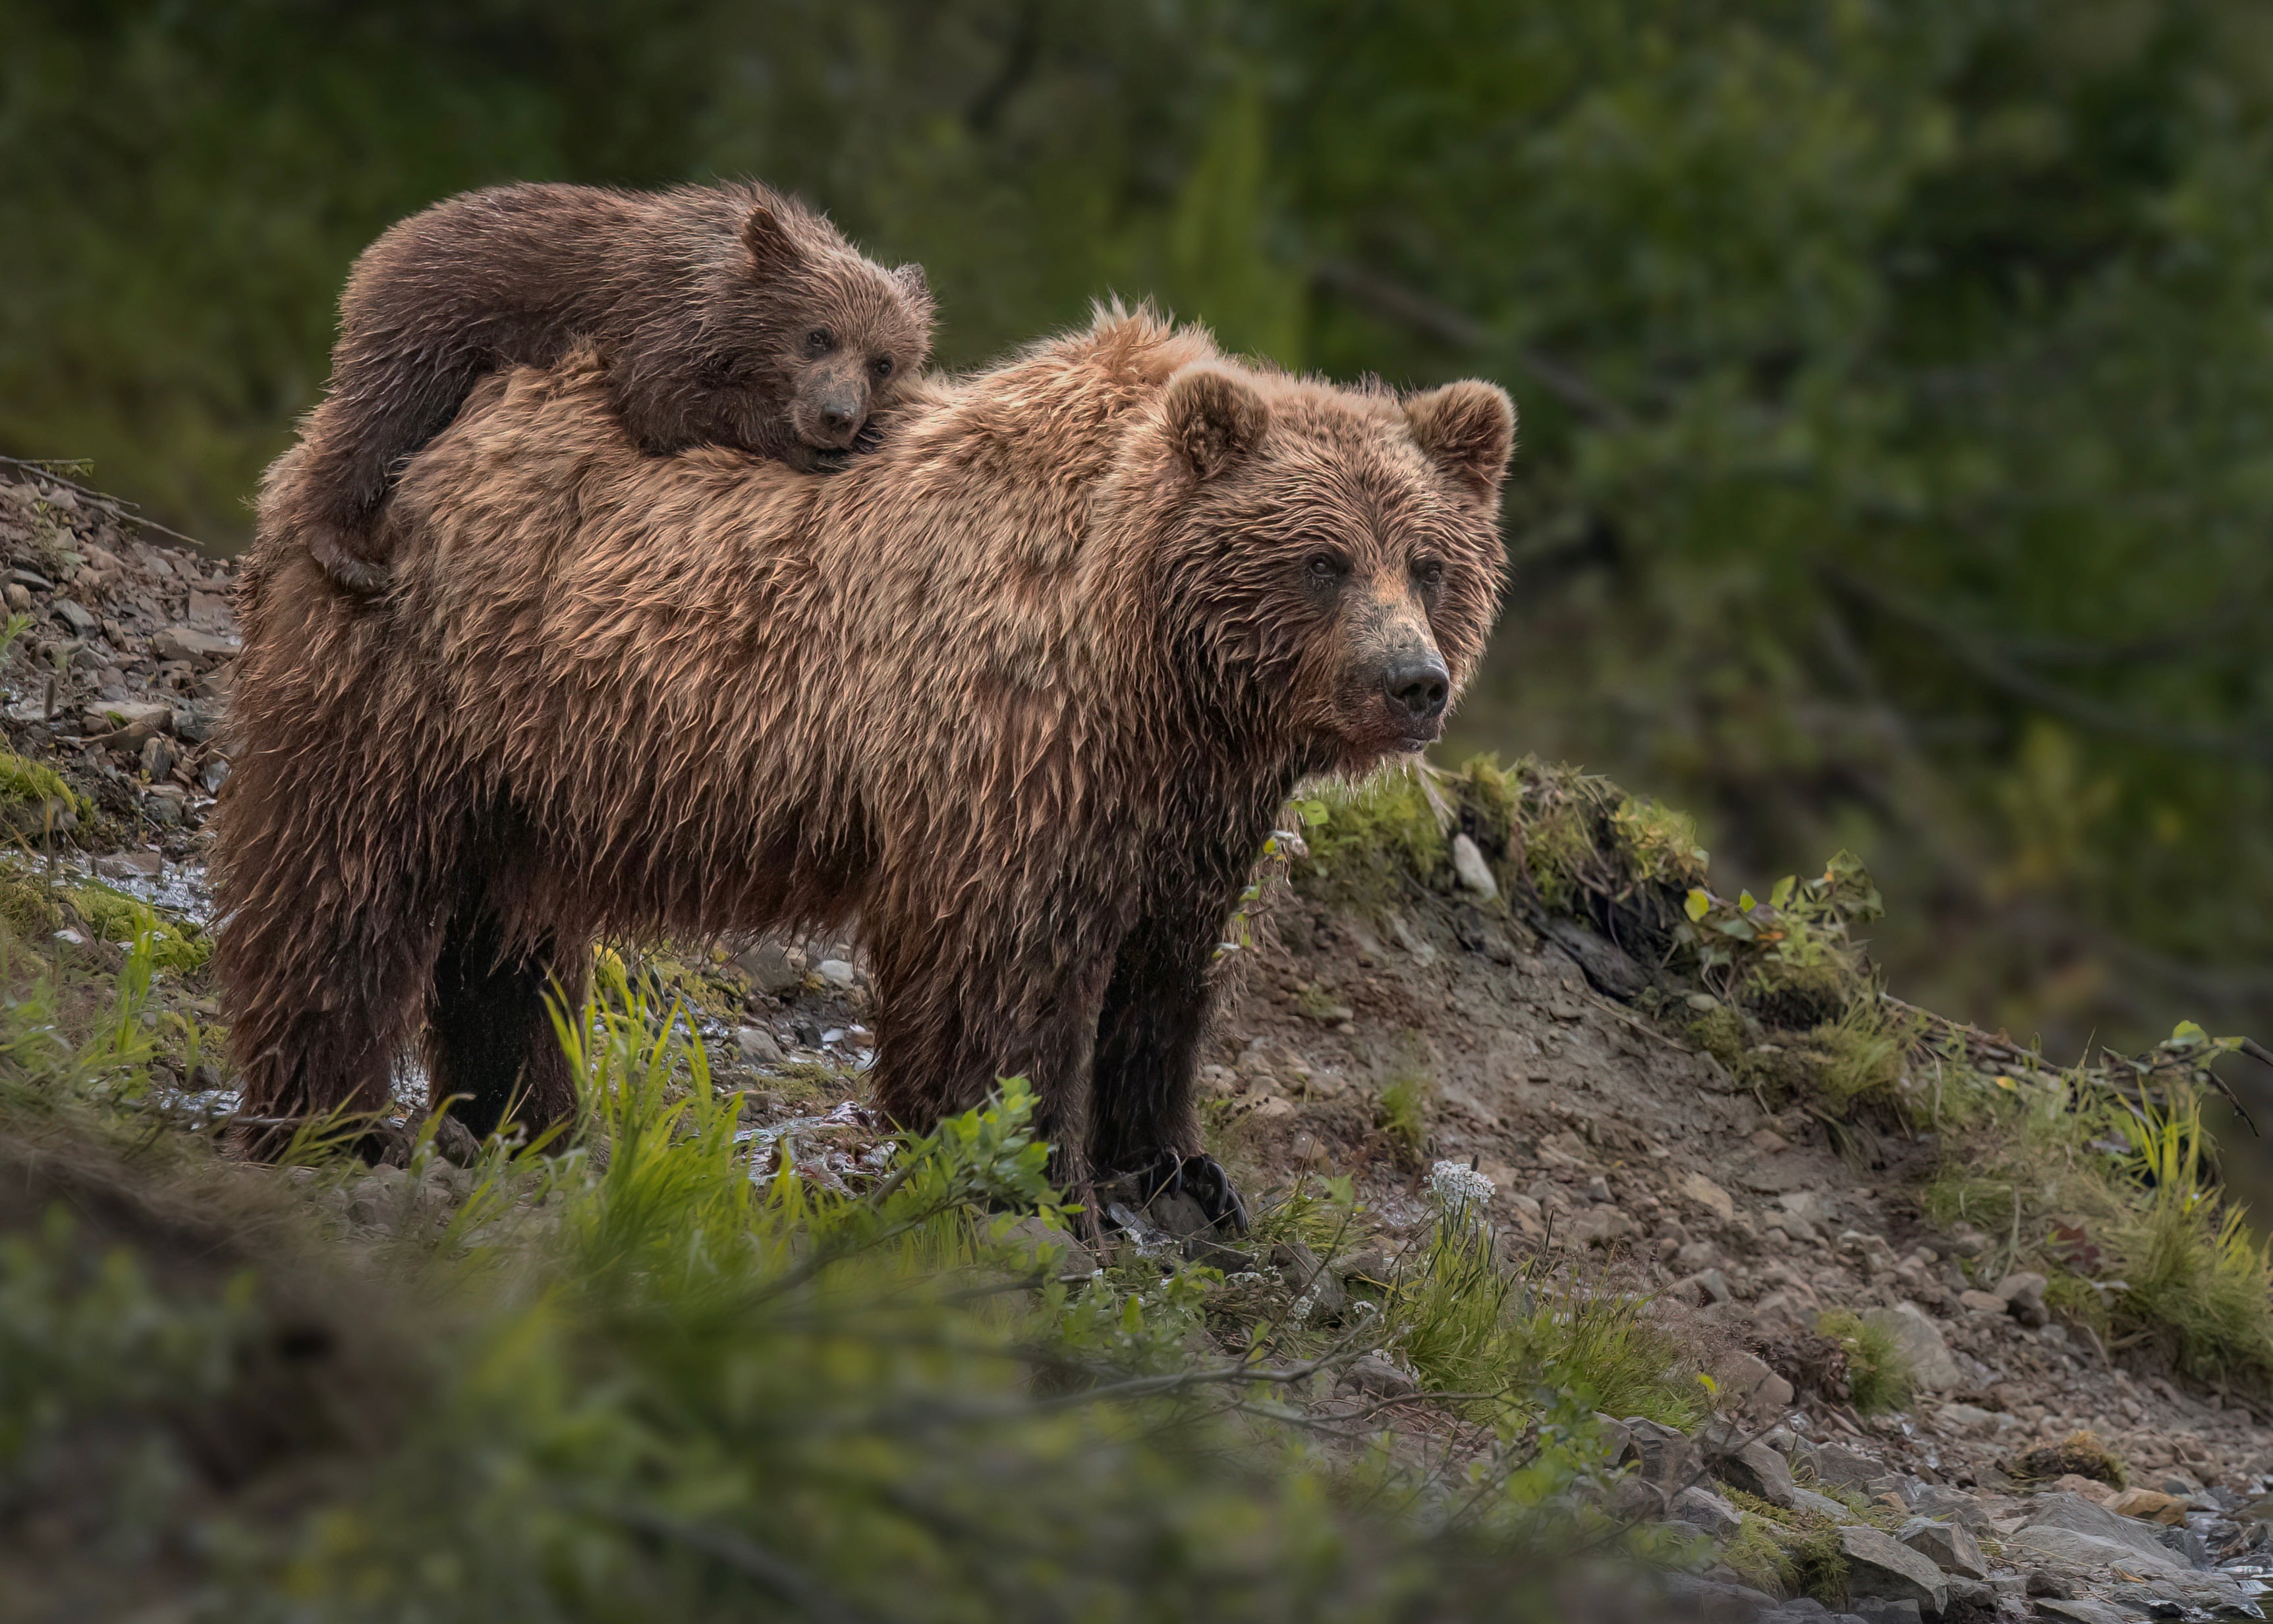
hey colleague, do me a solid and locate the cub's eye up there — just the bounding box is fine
[870,355,894,379]
[1305,553,1345,584]
[1415,559,1445,588]
[804,329,833,356]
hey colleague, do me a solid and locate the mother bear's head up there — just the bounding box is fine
[1108,356,1513,778]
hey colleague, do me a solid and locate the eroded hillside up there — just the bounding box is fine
[2,459,2272,1622]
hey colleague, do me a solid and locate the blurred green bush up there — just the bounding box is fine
[7,0,2273,1052]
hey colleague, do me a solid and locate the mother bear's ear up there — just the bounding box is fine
[1163,363,1270,482]
[1405,381,1516,503]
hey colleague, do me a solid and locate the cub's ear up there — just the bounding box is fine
[1163,363,1270,482]
[1405,380,1516,503]
[891,262,933,311]
[741,205,803,275]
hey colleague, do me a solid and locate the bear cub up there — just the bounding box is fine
[281,180,936,592]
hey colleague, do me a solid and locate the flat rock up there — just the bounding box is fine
[733,1025,783,1064]
[1956,1289,2008,1314]
[1705,1425,1797,1508]
[1731,1156,1819,1194]
[734,940,802,995]
[93,850,163,880]
[2046,1473,2116,1506]
[2005,1526,2184,1579]
[1712,1347,1796,1414]
[1992,1269,2050,1327]
[1836,1525,1948,1616]
[80,698,171,737]
[1621,1416,1693,1488]
[1860,1301,1963,1391]
[1671,1484,1743,1541]
[1895,1515,1988,1579]
[1790,1486,1854,1522]
[150,624,235,665]
[2031,1601,2141,1624]
[2105,1488,2187,1526]
[1907,1486,1989,1529]
[1807,1445,1885,1491]
[1673,1171,1734,1223]
[2021,1492,2181,1568]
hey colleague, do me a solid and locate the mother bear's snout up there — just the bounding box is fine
[1381,648,1449,728]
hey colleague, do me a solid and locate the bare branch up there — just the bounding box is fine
[1310,261,1632,429]
[1826,565,2273,768]
[0,453,210,551]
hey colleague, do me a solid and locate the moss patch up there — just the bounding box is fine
[0,749,87,841]
[65,882,209,971]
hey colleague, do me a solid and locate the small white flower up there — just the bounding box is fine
[1428,1159,1494,1214]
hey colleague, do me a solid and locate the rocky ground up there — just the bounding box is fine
[2,458,2270,1621]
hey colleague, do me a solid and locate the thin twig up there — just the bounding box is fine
[1310,261,1633,429]
[594,1503,868,1623]
[1826,564,2273,768]
[0,454,208,550]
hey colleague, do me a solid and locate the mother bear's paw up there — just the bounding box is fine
[1100,1148,1250,1241]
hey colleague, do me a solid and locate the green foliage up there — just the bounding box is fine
[1719,1511,1797,1596]
[2108,1087,2273,1388]
[0,939,1681,1619]
[1392,1189,1701,1430]
[1296,768,1447,909]
[1374,1042,1432,1168]
[1725,1489,1850,1604]
[1803,1001,1915,1113]
[1815,1310,1911,1414]
[1925,1053,2273,1391]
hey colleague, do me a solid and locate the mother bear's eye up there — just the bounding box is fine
[1305,552,1345,584]
[804,328,834,356]
[1415,558,1445,588]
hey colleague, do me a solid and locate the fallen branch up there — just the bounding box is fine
[0,453,209,551]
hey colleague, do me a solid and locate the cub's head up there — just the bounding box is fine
[737,202,936,464]
[1145,360,1513,775]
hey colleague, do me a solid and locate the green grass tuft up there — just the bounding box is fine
[1816,1309,1912,1413]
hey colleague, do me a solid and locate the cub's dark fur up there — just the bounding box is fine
[282,181,935,592]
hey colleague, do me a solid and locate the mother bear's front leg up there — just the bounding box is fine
[1086,888,1250,1236]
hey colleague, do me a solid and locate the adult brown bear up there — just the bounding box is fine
[219,309,1512,1223]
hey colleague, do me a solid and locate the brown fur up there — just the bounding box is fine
[277,181,934,592]
[219,310,1512,1206]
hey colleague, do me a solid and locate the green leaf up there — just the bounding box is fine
[1684,887,1712,922]
[1769,876,1795,910]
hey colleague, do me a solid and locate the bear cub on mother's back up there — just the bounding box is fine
[279,181,936,592]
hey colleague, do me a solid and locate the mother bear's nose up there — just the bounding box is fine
[1383,652,1450,722]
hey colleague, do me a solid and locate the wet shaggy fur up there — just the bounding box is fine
[219,310,1513,1202]
[276,180,935,593]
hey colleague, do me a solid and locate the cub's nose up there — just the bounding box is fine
[1383,652,1450,724]
[814,395,862,445]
